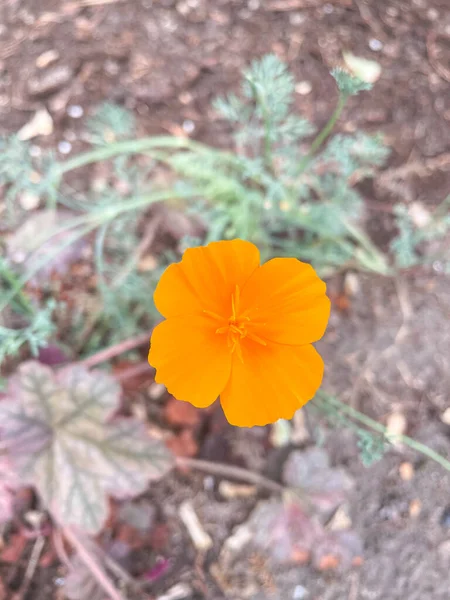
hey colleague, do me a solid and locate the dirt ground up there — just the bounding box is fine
[1,0,450,599]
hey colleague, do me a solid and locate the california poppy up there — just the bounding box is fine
[148,239,330,427]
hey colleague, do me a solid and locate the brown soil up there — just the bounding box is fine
[1,0,450,599]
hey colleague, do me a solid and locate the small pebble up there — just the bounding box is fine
[248,0,260,9]
[293,585,309,599]
[433,261,444,273]
[58,140,72,154]
[295,81,312,95]
[369,38,383,52]
[399,462,414,481]
[289,13,305,25]
[323,3,334,13]
[67,104,83,118]
[36,49,60,69]
[441,408,450,425]
[440,506,450,528]
[182,119,195,134]
[29,145,42,157]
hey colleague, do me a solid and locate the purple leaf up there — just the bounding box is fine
[0,361,173,533]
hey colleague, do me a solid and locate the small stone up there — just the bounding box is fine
[248,0,260,9]
[27,65,73,97]
[409,499,421,518]
[182,119,195,134]
[369,38,383,52]
[293,585,309,599]
[67,104,83,118]
[328,505,352,531]
[344,272,360,297]
[138,255,158,272]
[18,109,53,140]
[148,382,166,399]
[441,408,450,425]
[409,202,431,228]
[295,81,312,95]
[438,540,450,568]
[35,49,60,69]
[386,411,407,447]
[19,191,40,211]
[399,462,414,482]
[289,13,305,25]
[58,140,72,154]
[440,506,450,528]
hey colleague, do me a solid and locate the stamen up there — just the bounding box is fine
[216,326,229,334]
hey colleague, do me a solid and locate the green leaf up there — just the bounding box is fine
[331,68,372,97]
[0,362,173,533]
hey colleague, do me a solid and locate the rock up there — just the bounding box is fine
[17,108,53,140]
[35,49,60,69]
[440,506,450,529]
[27,65,73,97]
[437,540,450,568]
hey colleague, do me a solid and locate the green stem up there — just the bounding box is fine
[297,94,347,174]
[57,137,205,177]
[0,262,34,316]
[342,219,392,275]
[316,392,450,473]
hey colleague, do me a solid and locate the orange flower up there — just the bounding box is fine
[148,239,330,427]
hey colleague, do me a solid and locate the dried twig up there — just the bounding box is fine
[114,361,152,383]
[61,527,124,600]
[111,216,162,289]
[175,457,284,494]
[427,30,450,83]
[76,331,152,369]
[15,536,46,598]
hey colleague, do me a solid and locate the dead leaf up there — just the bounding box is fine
[167,429,198,459]
[0,455,20,524]
[164,396,201,428]
[0,362,173,533]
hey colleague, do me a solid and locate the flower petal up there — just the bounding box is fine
[154,239,260,319]
[148,315,232,408]
[220,340,324,427]
[240,258,330,345]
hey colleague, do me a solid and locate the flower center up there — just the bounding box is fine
[203,285,266,363]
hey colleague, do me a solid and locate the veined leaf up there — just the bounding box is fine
[0,362,173,533]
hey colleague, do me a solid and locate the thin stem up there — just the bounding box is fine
[0,222,98,314]
[316,392,450,473]
[56,136,213,177]
[61,526,124,600]
[176,456,284,494]
[76,331,152,369]
[0,189,191,313]
[297,93,347,174]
